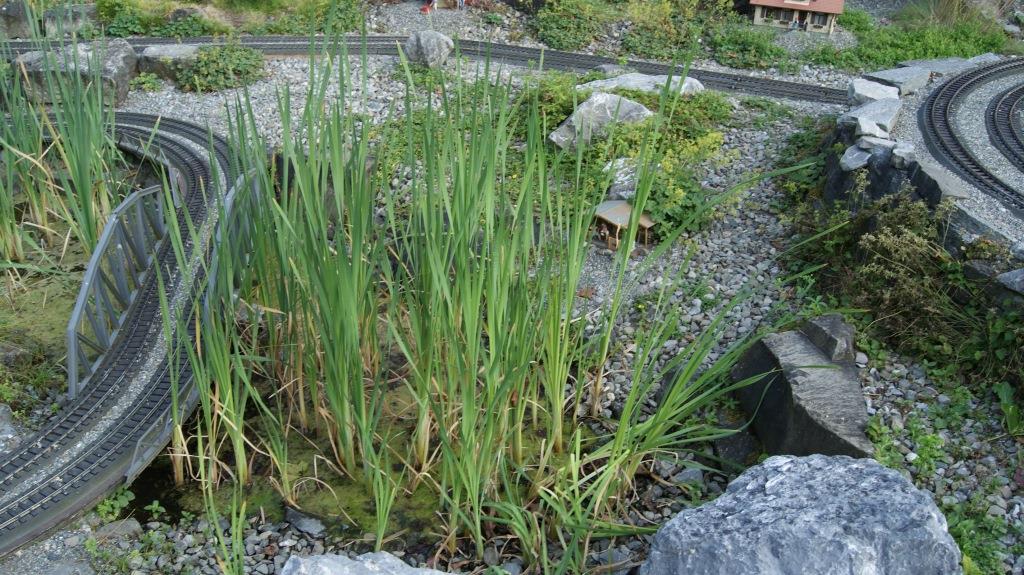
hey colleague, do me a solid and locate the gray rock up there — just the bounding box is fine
[641,455,962,575]
[863,66,930,96]
[605,157,638,200]
[403,30,453,69]
[139,44,199,80]
[967,52,1002,66]
[549,93,652,149]
[577,73,704,95]
[1016,10,1024,26]
[731,330,874,458]
[848,78,899,105]
[594,63,635,76]
[0,404,20,453]
[800,314,855,364]
[43,3,95,37]
[839,145,871,172]
[51,561,95,575]
[96,518,143,540]
[891,141,916,169]
[900,56,970,76]
[281,552,447,575]
[856,136,896,152]
[15,39,138,105]
[1005,23,1022,37]
[0,341,30,366]
[0,0,34,39]
[996,268,1024,296]
[838,98,902,133]
[854,116,889,139]
[285,506,325,537]
[915,159,970,200]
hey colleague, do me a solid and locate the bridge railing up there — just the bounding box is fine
[65,173,182,399]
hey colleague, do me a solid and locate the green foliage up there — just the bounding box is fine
[994,382,1024,436]
[534,0,603,50]
[807,8,1007,71]
[0,356,62,419]
[150,14,227,38]
[129,72,161,92]
[709,24,790,71]
[96,486,135,522]
[866,415,903,469]
[175,44,265,92]
[773,115,833,201]
[945,497,1018,575]
[904,414,943,476]
[143,499,167,521]
[96,0,225,38]
[246,0,363,35]
[740,96,794,129]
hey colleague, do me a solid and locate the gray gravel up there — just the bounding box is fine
[366,0,540,47]
[845,0,912,19]
[774,27,859,57]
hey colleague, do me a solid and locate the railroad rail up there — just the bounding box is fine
[987,82,1024,174]
[920,58,1024,214]
[0,35,850,104]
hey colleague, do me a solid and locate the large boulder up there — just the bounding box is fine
[0,1,33,39]
[730,325,874,458]
[863,66,930,96]
[838,98,902,134]
[403,31,454,69]
[839,145,872,172]
[848,78,899,105]
[42,3,96,37]
[282,552,447,575]
[14,39,138,105]
[549,93,652,149]
[139,44,199,80]
[641,455,963,575]
[576,72,704,95]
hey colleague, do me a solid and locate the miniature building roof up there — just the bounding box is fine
[595,200,654,230]
[749,0,845,14]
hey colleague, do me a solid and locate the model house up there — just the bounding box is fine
[750,0,844,34]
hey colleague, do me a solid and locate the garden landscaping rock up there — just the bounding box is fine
[0,341,30,366]
[139,44,199,80]
[799,314,855,364]
[996,268,1024,299]
[891,141,916,169]
[900,57,972,76]
[863,66,931,96]
[285,507,326,537]
[641,455,962,575]
[0,404,20,453]
[839,145,872,171]
[594,63,635,76]
[605,158,639,200]
[95,518,142,540]
[576,73,704,96]
[848,78,900,105]
[0,1,32,39]
[282,552,447,575]
[42,3,95,37]
[548,93,652,149]
[854,116,890,139]
[731,329,874,458]
[839,98,902,134]
[16,39,138,105]
[403,31,454,69]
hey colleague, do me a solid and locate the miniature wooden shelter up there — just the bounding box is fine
[594,200,655,250]
[750,0,844,34]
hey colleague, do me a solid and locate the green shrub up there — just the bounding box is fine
[176,44,265,92]
[150,14,227,38]
[246,0,362,35]
[836,8,873,34]
[534,0,603,50]
[708,24,790,70]
[129,72,161,92]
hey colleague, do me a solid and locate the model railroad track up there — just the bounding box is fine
[920,58,1024,214]
[0,35,849,104]
[0,34,857,558]
[987,82,1024,174]
[0,114,235,557]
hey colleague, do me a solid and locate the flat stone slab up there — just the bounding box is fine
[840,145,871,171]
[800,314,855,364]
[282,552,447,575]
[139,44,199,80]
[848,78,899,105]
[864,66,931,95]
[731,330,874,458]
[839,98,902,134]
[641,455,962,575]
[900,56,971,76]
[577,72,704,95]
[997,268,1024,295]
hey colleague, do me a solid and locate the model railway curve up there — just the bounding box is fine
[920,58,1024,214]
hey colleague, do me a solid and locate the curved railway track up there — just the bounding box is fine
[2,33,1020,557]
[987,82,1024,174]
[920,58,1024,214]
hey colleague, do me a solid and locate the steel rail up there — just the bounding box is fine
[919,58,1024,214]
[987,82,1024,174]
